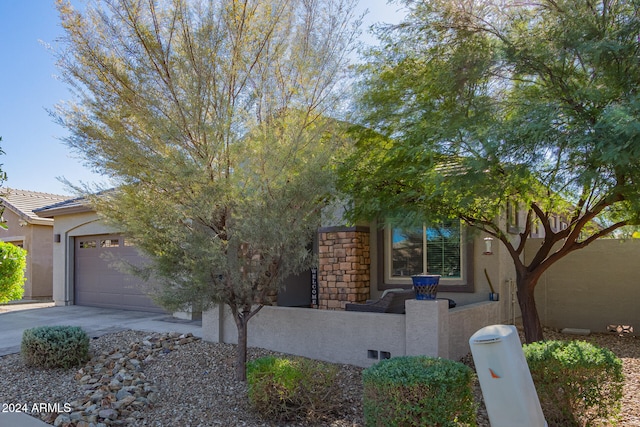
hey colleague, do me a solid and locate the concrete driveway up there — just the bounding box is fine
[0,304,202,357]
[0,304,202,426]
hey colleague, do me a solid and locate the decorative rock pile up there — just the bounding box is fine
[46,332,199,427]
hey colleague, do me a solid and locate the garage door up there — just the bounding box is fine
[74,234,164,313]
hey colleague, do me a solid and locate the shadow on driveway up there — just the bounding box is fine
[0,305,202,357]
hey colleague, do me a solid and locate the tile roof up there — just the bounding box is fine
[1,188,71,225]
[33,195,92,218]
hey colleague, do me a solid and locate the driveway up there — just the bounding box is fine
[0,304,202,426]
[0,304,202,357]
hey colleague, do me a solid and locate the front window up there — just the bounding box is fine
[386,221,464,284]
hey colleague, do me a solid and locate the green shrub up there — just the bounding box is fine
[21,326,90,369]
[523,340,623,427]
[362,356,476,427]
[0,241,27,303]
[247,355,340,422]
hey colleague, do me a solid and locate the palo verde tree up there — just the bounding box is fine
[341,0,640,343]
[54,0,359,380]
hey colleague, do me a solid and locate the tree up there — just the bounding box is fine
[54,0,359,380]
[341,0,640,343]
[0,137,7,230]
[0,241,26,303]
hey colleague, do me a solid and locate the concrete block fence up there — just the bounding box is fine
[203,300,500,367]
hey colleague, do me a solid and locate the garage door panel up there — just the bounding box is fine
[75,234,164,313]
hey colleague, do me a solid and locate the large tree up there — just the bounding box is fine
[0,137,7,230]
[342,0,640,343]
[54,0,359,380]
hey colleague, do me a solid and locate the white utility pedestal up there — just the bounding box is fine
[469,324,547,427]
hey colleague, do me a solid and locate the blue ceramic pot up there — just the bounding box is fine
[411,274,441,300]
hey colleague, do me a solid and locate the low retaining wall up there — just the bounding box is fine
[203,300,500,367]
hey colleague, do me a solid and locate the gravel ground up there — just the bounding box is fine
[1,327,639,426]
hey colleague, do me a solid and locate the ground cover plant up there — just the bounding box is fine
[21,325,90,369]
[247,355,341,423]
[524,340,624,426]
[362,356,476,426]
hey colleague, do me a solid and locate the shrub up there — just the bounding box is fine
[523,340,623,427]
[21,326,90,369]
[0,241,27,303]
[247,356,340,422]
[362,356,476,427]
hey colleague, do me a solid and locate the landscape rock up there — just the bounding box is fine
[53,414,71,426]
[16,331,201,427]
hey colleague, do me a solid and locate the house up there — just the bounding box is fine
[203,217,515,367]
[34,196,166,313]
[29,184,638,369]
[316,219,516,320]
[32,186,528,365]
[34,197,317,314]
[0,188,70,299]
[34,191,518,317]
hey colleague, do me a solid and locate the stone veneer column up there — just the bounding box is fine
[317,226,370,310]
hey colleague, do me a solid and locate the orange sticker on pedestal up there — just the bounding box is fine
[489,368,501,378]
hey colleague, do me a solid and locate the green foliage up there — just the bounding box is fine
[21,326,90,369]
[246,356,341,422]
[0,241,27,303]
[0,136,7,230]
[54,0,359,380]
[342,0,640,343]
[362,356,476,427]
[523,340,623,426]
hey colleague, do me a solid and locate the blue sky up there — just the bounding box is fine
[0,0,404,196]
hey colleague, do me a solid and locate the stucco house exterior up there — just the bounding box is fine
[316,220,516,319]
[34,196,166,313]
[35,195,315,313]
[36,198,311,319]
[35,191,524,319]
[0,188,70,299]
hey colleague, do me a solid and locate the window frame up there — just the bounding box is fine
[378,224,474,292]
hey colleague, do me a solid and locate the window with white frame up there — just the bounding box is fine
[385,221,464,284]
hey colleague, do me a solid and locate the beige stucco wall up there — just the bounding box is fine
[203,299,499,366]
[25,224,55,298]
[0,209,54,299]
[526,238,640,335]
[50,211,118,306]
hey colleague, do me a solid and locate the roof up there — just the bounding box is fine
[1,188,71,226]
[33,195,93,218]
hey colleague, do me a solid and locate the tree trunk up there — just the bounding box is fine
[516,272,544,343]
[234,309,250,382]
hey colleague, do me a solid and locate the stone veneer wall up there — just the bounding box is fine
[317,227,370,310]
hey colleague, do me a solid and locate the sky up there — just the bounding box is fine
[0,0,405,196]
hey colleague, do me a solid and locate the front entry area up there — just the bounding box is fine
[74,234,164,313]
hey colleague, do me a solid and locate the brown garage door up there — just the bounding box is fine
[74,234,164,313]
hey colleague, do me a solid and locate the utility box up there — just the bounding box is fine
[469,324,547,427]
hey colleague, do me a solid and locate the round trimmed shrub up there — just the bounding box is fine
[247,356,340,422]
[0,241,27,303]
[523,340,623,427]
[21,325,90,369]
[362,356,476,427]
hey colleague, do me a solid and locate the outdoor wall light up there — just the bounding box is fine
[483,237,493,255]
[54,234,61,243]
